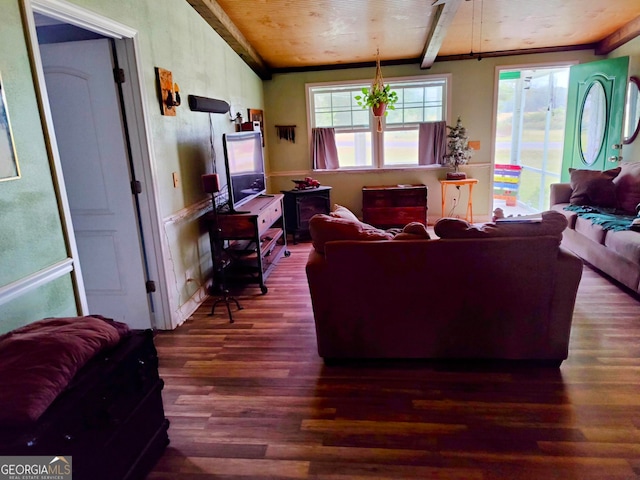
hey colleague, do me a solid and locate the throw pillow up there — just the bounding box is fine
[309,214,394,253]
[612,162,640,215]
[330,204,360,223]
[393,222,431,241]
[434,210,567,239]
[569,167,621,208]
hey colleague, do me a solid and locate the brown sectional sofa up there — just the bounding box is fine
[551,183,640,294]
[305,210,583,365]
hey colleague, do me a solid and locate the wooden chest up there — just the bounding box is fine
[362,184,428,228]
[0,330,169,480]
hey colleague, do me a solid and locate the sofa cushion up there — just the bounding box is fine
[434,210,567,239]
[393,222,431,240]
[604,229,640,264]
[550,203,577,229]
[309,214,394,253]
[613,162,640,215]
[574,216,607,244]
[568,167,621,208]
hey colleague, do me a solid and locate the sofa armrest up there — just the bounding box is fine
[547,246,583,358]
[550,183,572,206]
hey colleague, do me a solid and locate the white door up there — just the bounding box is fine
[40,39,152,329]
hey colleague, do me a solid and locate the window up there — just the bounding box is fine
[307,75,450,169]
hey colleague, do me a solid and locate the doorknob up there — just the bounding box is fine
[608,155,623,162]
[612,143,623,150]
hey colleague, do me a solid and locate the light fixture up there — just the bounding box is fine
[165,83,181,108]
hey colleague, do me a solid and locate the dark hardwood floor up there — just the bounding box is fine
[148,241,640,479]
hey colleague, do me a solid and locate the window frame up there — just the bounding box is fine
[306,74,452,171]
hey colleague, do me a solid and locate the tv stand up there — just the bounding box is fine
[207,194,289,294]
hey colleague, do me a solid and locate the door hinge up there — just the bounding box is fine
[131,180,142,195]
[146,280,156,293]
[113,68,125,84]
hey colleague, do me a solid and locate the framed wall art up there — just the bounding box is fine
[0,74,20,181]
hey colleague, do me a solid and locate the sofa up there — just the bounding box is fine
[305,208,583,365]
[550,162,640,294]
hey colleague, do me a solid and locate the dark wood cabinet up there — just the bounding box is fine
[282,186,332,243]
[362,184,428,228]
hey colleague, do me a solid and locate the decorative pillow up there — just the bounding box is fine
[393,222,431,240]
[612,162,640,215]
[309,214,394,253]
[330,204,360,223]
[434,210,567,239]
[569,167,621,208]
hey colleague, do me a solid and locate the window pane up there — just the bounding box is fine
[425,107,442,122]
[353,109,370,127]
[403,87,424,105]
[383,130,419,166]
[335,131,372,167]
[314,93,332,109]
[332,91,352,108]
[315,112,333,127]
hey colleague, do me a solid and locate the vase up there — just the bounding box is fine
[372,103,387,117]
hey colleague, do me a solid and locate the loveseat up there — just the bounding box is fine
[550,162,640,294]
[305,209,583,365]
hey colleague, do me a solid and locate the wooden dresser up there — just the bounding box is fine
[362,184,428,228]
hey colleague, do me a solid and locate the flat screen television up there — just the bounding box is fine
[222,131,266,211]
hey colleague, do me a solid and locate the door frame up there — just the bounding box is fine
[22,0,172,329]
[490,61,578,211]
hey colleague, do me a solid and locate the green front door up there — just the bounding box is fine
[561,56,629,182]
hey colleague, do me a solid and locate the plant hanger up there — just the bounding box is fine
[372,49,386,132]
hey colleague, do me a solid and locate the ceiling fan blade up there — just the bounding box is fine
[432,0,447,5]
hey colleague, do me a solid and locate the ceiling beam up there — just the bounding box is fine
[421,0,464,69]
[596,14,640,55]
[186,0,271,80]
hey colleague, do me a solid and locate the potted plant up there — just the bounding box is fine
[355,83,398,117]
[443,116,473,179]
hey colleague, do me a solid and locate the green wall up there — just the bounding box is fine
[0,0,264,330]
[0,0,74,330]
[263,51,604,222]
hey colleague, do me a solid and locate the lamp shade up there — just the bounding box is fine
[201,173,220,193]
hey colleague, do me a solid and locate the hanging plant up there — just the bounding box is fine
[356,84,398,117]
[442,116,473,179]
[354,50,398,131]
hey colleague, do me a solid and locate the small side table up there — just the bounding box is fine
[440,178,478,222]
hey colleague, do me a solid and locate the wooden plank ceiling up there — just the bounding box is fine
[187,0,640,79]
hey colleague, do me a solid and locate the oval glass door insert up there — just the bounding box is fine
[580,81,607,166]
